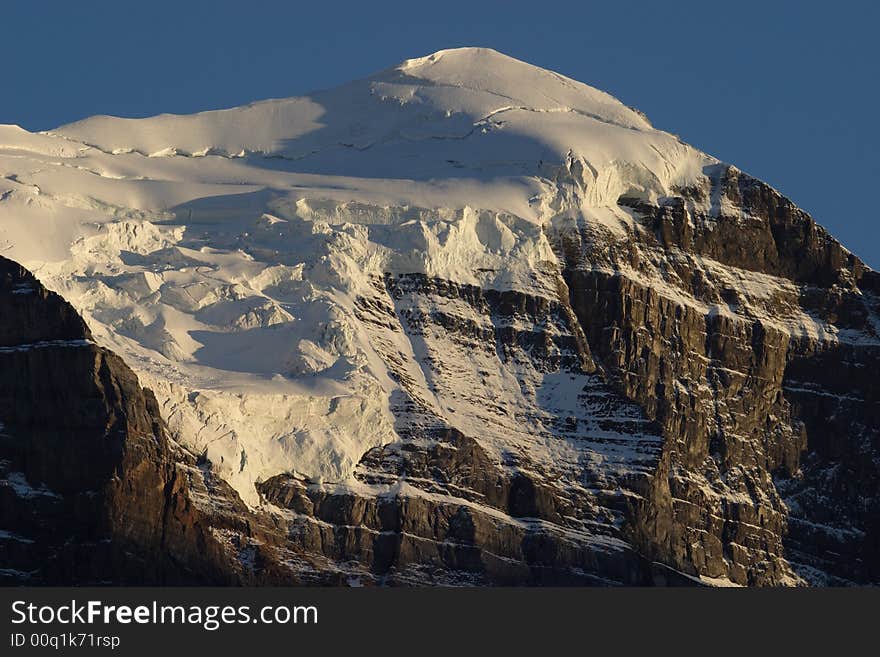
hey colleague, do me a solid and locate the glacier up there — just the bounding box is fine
[0,48,711,504]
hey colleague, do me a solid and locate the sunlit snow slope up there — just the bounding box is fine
[0,49,705,504]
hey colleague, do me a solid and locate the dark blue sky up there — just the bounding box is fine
[3,1,877,267]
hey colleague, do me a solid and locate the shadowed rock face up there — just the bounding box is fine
[1,165,878,587]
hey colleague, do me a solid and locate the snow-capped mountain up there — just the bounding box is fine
[1,48,877,585]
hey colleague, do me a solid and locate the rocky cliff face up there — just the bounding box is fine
[559,164,879,585]
[257,272,665,585]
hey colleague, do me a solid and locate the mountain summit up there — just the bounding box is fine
[1,49,877,586]
[49,47,701,196]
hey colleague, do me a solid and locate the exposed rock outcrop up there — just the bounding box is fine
[557,165,879,585]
